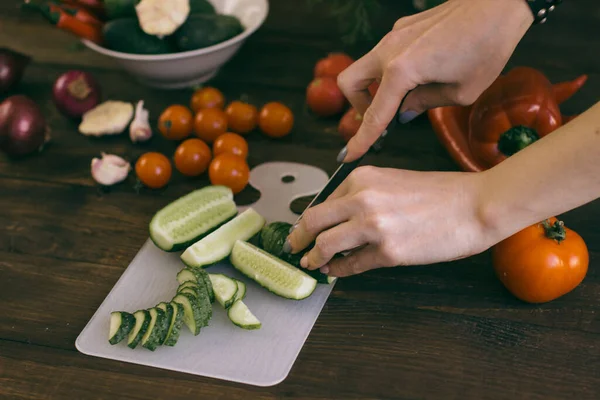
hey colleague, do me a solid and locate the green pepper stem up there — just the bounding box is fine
[542,219,566,243]
[498,125,539,157]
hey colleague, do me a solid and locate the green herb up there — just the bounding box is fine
[307,0,381,44]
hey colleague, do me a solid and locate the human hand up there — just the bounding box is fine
[285,166,496,278]
[336,0,534,162]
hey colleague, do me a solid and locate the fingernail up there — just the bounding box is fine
[398,110,418,124]
[283,239,292,253]
[320,266,330,274]
[336,146,347,163]
[300,255,308,268]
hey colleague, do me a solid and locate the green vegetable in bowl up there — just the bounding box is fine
[172,14,244,52]
[103,18,173,54]
[105,0,215,20]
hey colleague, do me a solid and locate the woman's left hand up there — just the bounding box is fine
[285,165,494,277]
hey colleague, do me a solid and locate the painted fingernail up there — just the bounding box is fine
[320,265,330,274]
[300,255,308,268]
[398,110,418,124]
[283,239,292,253]
[336,146,347,163]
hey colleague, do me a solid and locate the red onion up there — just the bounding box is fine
[0,95,49,157]
[52,70,101,119]
[0,48,31,94]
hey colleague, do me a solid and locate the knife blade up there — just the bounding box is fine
[292,112,399,228]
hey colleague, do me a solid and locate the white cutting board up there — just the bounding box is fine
[76,162,335,387]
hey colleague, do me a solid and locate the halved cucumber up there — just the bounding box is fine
[230,240,317,300]
[155,302,174,345]
[141,307,169,351]
[149,185,237,252]
[127,310,151,349]
[108,311,135,345]
[209,273,238,309]
[181,208,266,267]
[227,300,261,330]
[233,279,246,302]
[163,302,184,346]
[173,293,204,335]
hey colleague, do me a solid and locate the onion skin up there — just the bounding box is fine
[0,48,31,94]
[52,70,101,119]
[0,95,49,157]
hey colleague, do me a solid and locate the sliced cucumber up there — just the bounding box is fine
[108,311,135,345]
[173,293,203,335]
[149,185,237,252]
[209,273,238,309]
[233,279,246,302]
[155,302,174,345]
[163,302,184,346]
[179,287,200,298]
[181,208,266,268]
[230,240,317,300]
[193,268,215,303]
[176,267,198,285]
[227,300,261,330]
[177,281,200,292]
[193,279,213,327]
[127,310,151,349]
[141,308,169,351]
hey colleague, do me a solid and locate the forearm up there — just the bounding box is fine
[479,101,600,241]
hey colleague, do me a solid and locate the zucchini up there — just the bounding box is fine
[163,302,184,346]
[155,302,174,345]
[127,310,151,349]
[233,279,246,302]
[230,240,317,300]
[209,273,238,309]
[260,222,336,284]
[172,14,244,52]
[102,18,173,55]
[181,208,266,268]
[141,308,169,351]
[149,186,237,252]
[227,300,261,330]
[172,293,204,335]
[108,311,135,345]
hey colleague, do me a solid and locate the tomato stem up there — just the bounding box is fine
[498,125,539,157]
[542,219,566,243]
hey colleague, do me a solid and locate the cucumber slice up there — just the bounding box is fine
[141,308,169,351]
[177,281,200,292]
[176,267,215,303]
[173,293,204,335]
[179,287,200,298]
[209,273,238,309]
[149,185,237,252]
[227,300,261,330]
[108,311,135,345]
[193,268,215,303]
[181,208,266,268]
[155,302,174,345]
[127,310,151,349]
[163,302,184,346]
[233,279,246,302]
[176,268,198,284]
[230,240,317,300]
[193,279,213,327]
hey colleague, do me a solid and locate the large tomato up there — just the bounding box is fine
[306,77,346,117]
[492,217,589,303]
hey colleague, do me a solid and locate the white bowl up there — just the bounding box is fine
[82,0,269,89]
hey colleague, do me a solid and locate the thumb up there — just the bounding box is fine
[398,82,459,118]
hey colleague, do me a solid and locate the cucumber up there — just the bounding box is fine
[177,281,200,292]
[163,302,184,346]
[172,14,244,52]
[260,222,336,284]
[194,268,215,303]
[227,300,261,330]
[189,0,216,14]
[149,186,237,252]
[209,273,238,309]
[104,0,214,19]
[141,308,169,351]
[176,267,215,303]
[176,268,198,285]
[127,310,151,349]
[233,279,246,302]
[155,302,174,345]
[193,278,213,327]
[181,208,266,268]
[173,293,204,335]
[179,287,200,298]
[102,18,173,55]
[108,311,135,345]
[230,240,317,300]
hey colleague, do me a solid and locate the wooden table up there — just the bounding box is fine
[1,1,599,399]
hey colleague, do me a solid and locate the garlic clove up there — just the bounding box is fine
[91,152,131,186]
[79,101,134,136]
[129,100,152,143]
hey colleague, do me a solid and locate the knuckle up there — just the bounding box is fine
[300,208,320,235]
[379,242,399,264]
[336,70,350,92]
[313,234,332,259]
[366,214,387,233]
[361,106,386,130]
[385,57,409,77]
[453,89,477,106]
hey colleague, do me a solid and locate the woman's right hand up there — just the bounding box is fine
[337,0,535,162]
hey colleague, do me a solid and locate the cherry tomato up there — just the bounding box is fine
[338,107,362,142]
[174,138,212,177]
[208,153,249,194]
[306,77,346,117]
[314,53,354,79]
[135,152,172,189]
[224,101,258,134]
[193,108,228,143]
[158,105,194,140]
[190,87,225,112]
[258,102,294,138]
[213,132,248,159]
